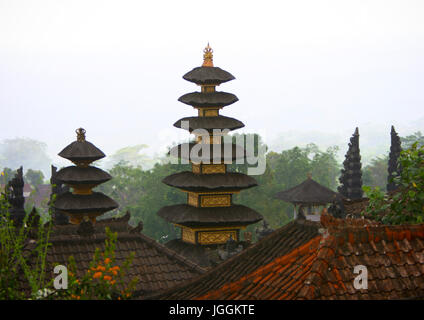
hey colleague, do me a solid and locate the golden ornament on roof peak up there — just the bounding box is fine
[202,43,214,67]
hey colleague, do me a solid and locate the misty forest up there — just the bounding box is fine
[1,130,423,243]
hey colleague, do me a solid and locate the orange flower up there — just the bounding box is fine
[112,270,118,276]
[112,266,120,271]
[76,296,81,300]
[97,265,106,271]
[110,280,116,285]
[104,258,111,264]
[93,272,102,279]
[104,275,112,281]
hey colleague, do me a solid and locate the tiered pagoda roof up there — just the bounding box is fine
[53,128,118,224]
[157,45,262,264]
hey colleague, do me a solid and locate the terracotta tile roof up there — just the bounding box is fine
[45,213,206,297]
[169,212,424,300]
[145,219,320,299]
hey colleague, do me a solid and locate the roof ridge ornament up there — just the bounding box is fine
[76,128,86,142]
[202,43,214,67]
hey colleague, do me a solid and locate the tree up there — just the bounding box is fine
[105,145,156,171]
[363,156,388,191]
[0,138,51,178]
[97,134,341,242]
[400,131,424,149]
[24,169,45,187]
[96,160,189,241]
[0,168,13,185]
[363,142,424,225]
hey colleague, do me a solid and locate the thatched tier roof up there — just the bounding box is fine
[274,177,342,205]
[183,66,235,85]
[178,92,238,108]
[58,140,105,162]
[54,191,118,214]
[169,143,247,162]
[163,171,257,192]
[157,204,262,226]
[56,166,111,185]
[174,116,244,132]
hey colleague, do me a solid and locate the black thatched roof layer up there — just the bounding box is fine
[174,116,244,132]
[164,239,219,269]
[183,67,235,85]
[54,191,118,213]
[46,213,206,297]
[163,171,257,192]
[58,141,105,162]
[169,143,247,162]
[178,92,238,108]
[274,177,342,205]
[157,204,262,226]
[56,166,112,185]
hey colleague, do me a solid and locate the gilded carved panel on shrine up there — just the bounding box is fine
[198,230,238,245]
[188,192,199,207]
[200,194,231,207]
[202,164,226,174]
[182,227,196,244]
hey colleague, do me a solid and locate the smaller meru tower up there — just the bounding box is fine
[158,45,262,247]
[338,127,363,200]
[387,125,402,192]
[53,128,118,224]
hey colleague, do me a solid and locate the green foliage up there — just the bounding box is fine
[54,227,138,300]
[24,169,45,187]
[0,188,53,299]
[106,144,156,171]
[0,168,13,185]
[97,160,189,242]
[363,156,389,191]
[363,142,424,224]
[97,134,341,242]
[400,131,424,149]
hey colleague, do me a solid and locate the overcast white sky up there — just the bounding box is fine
[1,0,423,168]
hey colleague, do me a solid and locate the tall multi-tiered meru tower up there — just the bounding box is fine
[157,45,262,266]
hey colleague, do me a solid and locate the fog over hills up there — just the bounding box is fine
[1,1,423,176]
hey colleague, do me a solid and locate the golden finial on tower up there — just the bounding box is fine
[76,128,86,142]
[202,43,214,67]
